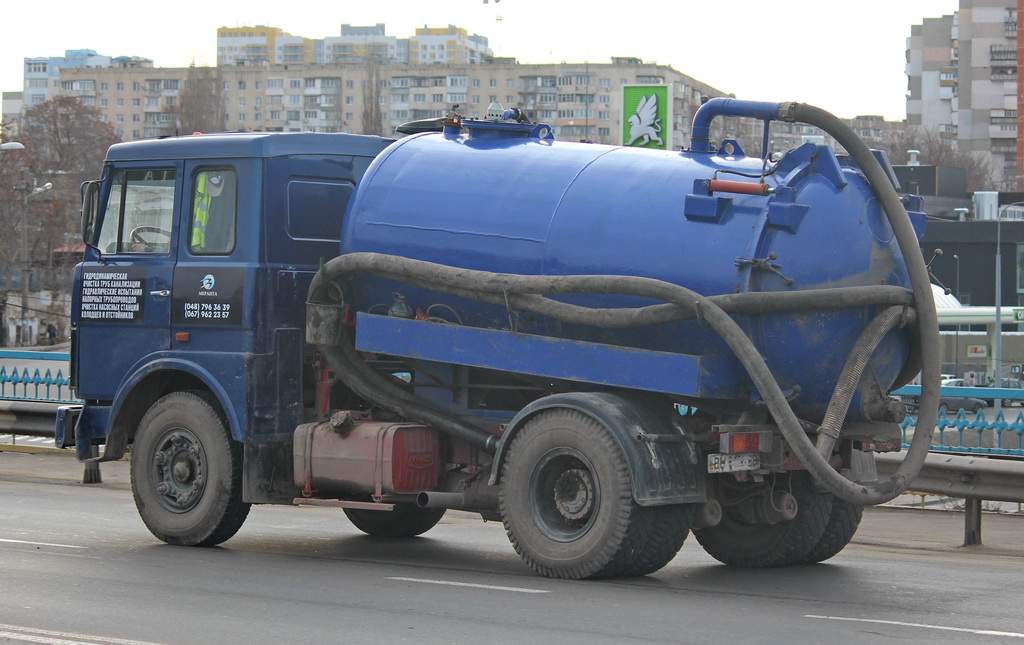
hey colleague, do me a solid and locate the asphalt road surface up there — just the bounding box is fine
[1,453,1023,645]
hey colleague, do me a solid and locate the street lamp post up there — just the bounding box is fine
[22,182,52,346]
[954,253,960,369]
[992,202,1024,407]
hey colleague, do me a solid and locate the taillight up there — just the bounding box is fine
[719,431,772,454]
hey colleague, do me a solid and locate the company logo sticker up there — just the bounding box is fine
[200,274,215,290]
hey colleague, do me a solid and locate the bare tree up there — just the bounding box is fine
[20,95,119,174]
[2,98,119,274]
[361,56,384,136]
[880,126,996,193]
[175,65,225,134]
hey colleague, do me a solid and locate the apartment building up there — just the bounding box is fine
[55,56,729,146]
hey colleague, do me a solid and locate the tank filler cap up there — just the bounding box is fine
[485,102,506,120]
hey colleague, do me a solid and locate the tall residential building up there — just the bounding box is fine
[217,24,487,67]
[905,13,957,133]
[407,25,491,65]
[217,26,316,66]
[24,49,113,107]
[325,24,408,64]
[907,1,1021,188]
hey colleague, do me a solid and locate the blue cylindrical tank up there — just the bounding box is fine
[340,120,918,421]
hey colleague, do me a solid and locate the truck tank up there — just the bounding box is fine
[337,110,923,423]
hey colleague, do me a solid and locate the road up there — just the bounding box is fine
[1,454,1023,645]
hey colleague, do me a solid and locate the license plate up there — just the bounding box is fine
[707,452,760,473]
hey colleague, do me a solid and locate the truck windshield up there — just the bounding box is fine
[98,169,176,254]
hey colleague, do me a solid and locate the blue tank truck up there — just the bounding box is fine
[58,99,940,579]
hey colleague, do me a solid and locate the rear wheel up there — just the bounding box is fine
[131,391,250,546]
[694,473,831,568]
[617,503,694,576]
[796,496,863,564]
[500,408,657,579]
[344,504,445,537]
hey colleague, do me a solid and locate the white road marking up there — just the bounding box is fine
[387,576,549,594]
[806,615,1024,639]
[0,624,166,645]
[0,538,86,549]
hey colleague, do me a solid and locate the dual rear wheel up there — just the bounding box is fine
[500,407,862,577]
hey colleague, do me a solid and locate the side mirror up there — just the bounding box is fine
[81,181,100,248]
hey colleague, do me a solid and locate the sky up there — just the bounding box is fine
[2,0,961,121]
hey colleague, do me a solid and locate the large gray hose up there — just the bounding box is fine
[781,103,939,502]
[310,253,920,503]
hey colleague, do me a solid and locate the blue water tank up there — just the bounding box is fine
[340,120,920,421]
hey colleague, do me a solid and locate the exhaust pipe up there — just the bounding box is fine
[416,489,499,513]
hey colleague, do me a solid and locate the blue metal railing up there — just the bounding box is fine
[900,409,1024,456]
[0,351,78,403]
[893,384,1024,457]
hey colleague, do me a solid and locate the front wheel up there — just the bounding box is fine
[131,391,250,546]
[500,408,659,579]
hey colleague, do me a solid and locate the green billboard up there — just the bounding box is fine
[621,85,672,150]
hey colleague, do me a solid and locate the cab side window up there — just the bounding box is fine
[190,169,237,255]
[97,169,176,254]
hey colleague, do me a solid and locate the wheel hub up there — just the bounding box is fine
[151,430,206,513]
[554,468,594,521]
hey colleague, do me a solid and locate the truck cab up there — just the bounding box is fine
[64,132,393,502]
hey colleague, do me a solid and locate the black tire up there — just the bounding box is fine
[796,496,864,564]
[500,408,656,579]
[694,473,832,568]
[617,503,694,577]
[131,391,250,546]
[972,403,984,414]
[344,504,446,537]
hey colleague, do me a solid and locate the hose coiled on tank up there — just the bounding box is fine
[310,254,918,499]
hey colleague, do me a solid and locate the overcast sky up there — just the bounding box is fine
[2,0,960,121]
